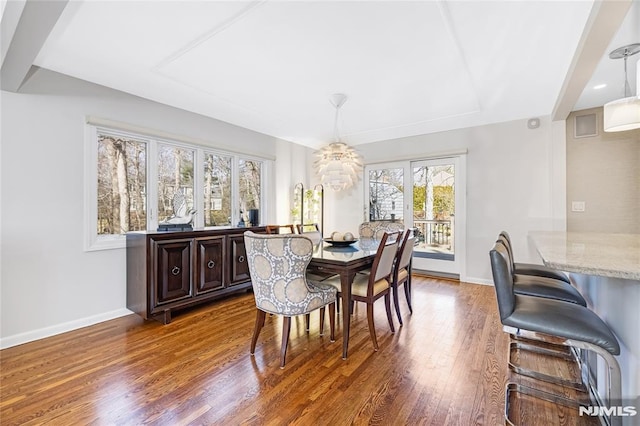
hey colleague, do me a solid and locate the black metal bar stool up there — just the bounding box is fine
[497,232,586,306]
[490,241,622,426]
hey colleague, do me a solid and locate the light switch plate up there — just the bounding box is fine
[571,201,585,212]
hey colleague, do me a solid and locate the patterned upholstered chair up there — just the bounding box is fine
[358,221,404,240]
[244,231,337,368]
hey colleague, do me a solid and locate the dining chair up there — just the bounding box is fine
[265,224,296,235]
[358,221,404,240]
[296,223,322,245]
[323,231,400,351]
[391,229,415,326]
[244,231,337,368]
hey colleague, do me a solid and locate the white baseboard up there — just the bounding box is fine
[0,308,134,350]
[463,276,494,286]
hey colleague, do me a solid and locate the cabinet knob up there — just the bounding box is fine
[171,266,181,276]
[238,255,245,263]
[207,260,215,269]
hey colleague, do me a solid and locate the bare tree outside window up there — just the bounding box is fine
[239,159,261,221]
[368,168,403,221]
[97,134,146,235]
[157,145,194,223]
[204,153,232,226]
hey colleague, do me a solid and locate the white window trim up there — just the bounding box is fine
[84,122,270,252]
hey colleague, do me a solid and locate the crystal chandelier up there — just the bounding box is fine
[314,94,363,191]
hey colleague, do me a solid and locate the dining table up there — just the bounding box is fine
[309,238,380,359]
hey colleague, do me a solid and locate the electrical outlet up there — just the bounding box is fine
[571,201,585,212]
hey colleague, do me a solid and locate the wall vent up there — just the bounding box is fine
[574,113,598,138]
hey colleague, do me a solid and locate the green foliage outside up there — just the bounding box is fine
[413,185,454,219]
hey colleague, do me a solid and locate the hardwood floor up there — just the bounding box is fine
[1,277,598,425]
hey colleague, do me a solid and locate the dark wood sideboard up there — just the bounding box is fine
[126,226,266,324]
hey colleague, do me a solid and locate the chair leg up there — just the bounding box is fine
[305,313,310,331]
[319,306,325,335]
[366,302,379,351]
[404,280,413,314]
[391,282,403,326]
[384,293,395,333]
[280,316,292,369]
[250,309,266,355]
[329,302,336,342]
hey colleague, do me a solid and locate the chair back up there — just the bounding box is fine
[489,240,516,321]
[396,230,415,272]
[368,232,401,295]
[358,221,404,240]
[265,224,296,234]
[244,231,320,316]
[497,231,515,270]
[296,223,322,245]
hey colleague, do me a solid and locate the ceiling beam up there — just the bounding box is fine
[0,0,68,92]
[552,0,632,121]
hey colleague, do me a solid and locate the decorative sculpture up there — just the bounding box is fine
[158,192,196,231]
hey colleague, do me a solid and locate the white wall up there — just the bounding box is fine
[0,68,282,348]
[322,117,566,284]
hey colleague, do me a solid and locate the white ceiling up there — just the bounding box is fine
[28,0,638,149]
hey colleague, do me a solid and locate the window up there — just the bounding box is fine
[368,166,404,221]
[364,154,466,277]
[203,153,232,226]
[96,132,147,235]
[157,144,195,224]
[86,125,267,251]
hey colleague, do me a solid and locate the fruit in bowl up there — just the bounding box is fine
[331,231,344,241]
[343,232,355,241]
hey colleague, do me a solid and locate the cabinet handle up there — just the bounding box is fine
[207,260,215,269]
[238,255,245,263]
[171,266,181,276]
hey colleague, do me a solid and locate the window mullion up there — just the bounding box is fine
[147,140,158,230]
[193,148,205,228]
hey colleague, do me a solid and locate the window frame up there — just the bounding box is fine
[84,124,269,251]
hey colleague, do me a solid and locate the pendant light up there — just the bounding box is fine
[314,94,363,191]
[603,43,640,132]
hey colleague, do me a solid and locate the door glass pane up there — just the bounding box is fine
[157,145,195,223]
[239,159,261,225]
[412,163,455,260]
[204,153,232,226]
[97,133,147,235]
[368,168,404,221]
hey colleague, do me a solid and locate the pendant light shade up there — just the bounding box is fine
[314,94,363,191]
[603,96,640,132]
[603,44,640,133]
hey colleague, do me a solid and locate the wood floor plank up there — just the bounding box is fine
[1,277,600,425]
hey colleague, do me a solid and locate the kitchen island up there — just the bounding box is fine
[529,231,639,410]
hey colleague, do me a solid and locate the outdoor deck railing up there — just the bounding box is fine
[413,219,452,247]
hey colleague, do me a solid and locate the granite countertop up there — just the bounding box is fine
[529,231,640,280]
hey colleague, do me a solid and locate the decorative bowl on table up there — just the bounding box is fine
[323,238,358,247]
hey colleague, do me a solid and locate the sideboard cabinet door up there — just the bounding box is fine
[196,236,225,294]
[153,239,193,305]
[228,234,250,286]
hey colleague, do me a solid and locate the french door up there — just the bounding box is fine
[365,155,466,277]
